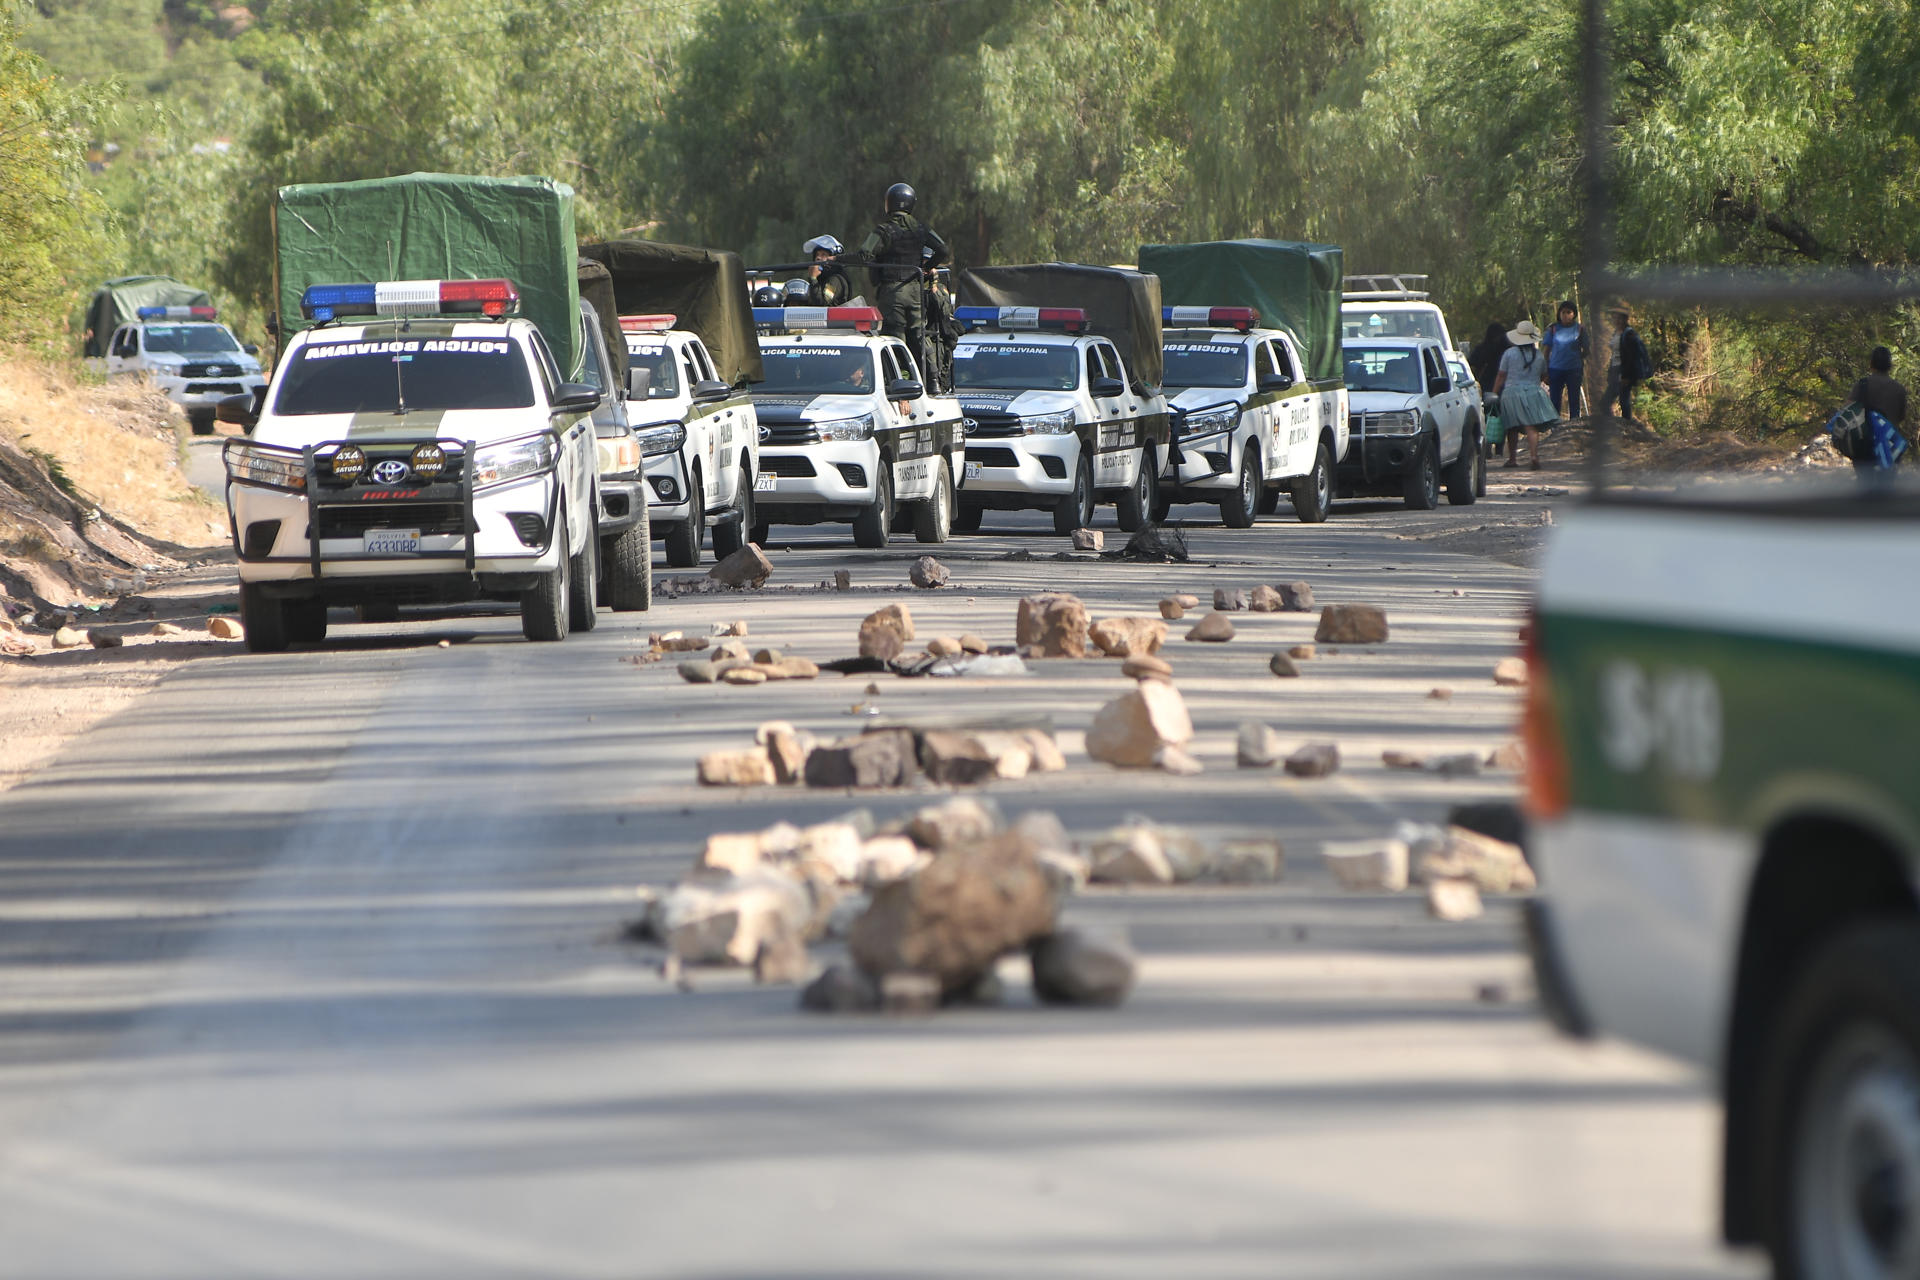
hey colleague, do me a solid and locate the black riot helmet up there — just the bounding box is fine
[885,182,916,215]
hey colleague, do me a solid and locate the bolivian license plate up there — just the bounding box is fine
[754,473,777,491]
[363,528,420,555]
[964,461,982,480]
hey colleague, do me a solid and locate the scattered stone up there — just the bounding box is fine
[864,602,915,642]
[879,971,942,1013]
[825,893,871,939]
[1117,524,1188,562]
[1236,721,1286,768]
[1276,582,1315,612]
[1426,752,1483,778]
[925,636,963,658]
[1248,585,1284,612]
[914,731,1002,785]
[762,725,812,784]
[208,616,243,640]
[857,621,904,662]
[50,624,87,648]
[1427,878,1485,922]
[1487,741,1527,771]
[1153,745,1204,775]
[951,970,1006,1007]
[805,729,918,789]
[848,833,1058,995]
[1213,587,1248,612]
[968,731,1038,780]
[1089,824,1174,884]
[677,659,718,684]
[1415,826,1536,893]
[1020,729,1067,773]
[719,666,768,685]
[1016,593,1090,658]
[88,631,123,649]
[437,639,452,649]
[1172,594,1200,609]
[699,832,767,876]
[905,795,1003,849]
[1122,654,1173,681]
[1448,801,1526,849]
[1428,687,1453,701]
[833,569,852,591]
[698,749,776,787]
[801,963,880,1012]
[1158,597,1187,620]
[1089,616,1166,658]
[1284,742,1341,778]
[857,835,926,886]
[151,621,185,637]
[1030,928,1136,1006]
[1070,528,1104,551]
[1315,604,1388,644]
[794,821,864,882]
[709,543,774,588]
[658,635,710,653]
[1084,681,1193,768]
[713,638,752,662]
[656,870,813,965]
[1493,657,1529,686]
[1210,838,1283,884]
[1267,652,1299,678]
[753,927,811,984]
[909,557,950,589]
[767,656,820,679]
[958,633,988,654]
[1288,644,1316,660]
[1382,749,1427,770]
[1185,612,1235,642]
[1037,849,1091,895]
[1322,839,1410,891]
[712,619,749,637]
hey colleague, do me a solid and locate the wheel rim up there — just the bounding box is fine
[1317,449,1332,508]
[1425,447,1439,502]
[1137,454,1152,513]
[935,464,951,534]
[1796,1025,1920,1276]
[1079,462,1094,525]
[1240,450,1257,513]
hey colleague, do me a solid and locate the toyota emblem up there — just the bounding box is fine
[962,417,978,434]
[371,459,410,484]
[758,424,771,442]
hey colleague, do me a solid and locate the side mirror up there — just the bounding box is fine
[692,379,731,404]
[1257,372,1292,392]
[214,392,258,429]
[243,343,260,357]
[551,382,603,414]
[1427,375,1450,397]
[1090,376,1125,399]
[885,378,924,400]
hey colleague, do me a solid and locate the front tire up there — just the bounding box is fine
[1115,446,1157,533]
[239,582,289,653]
[188,410,215,437]
[603,507,653,613]
[1052,452,1094,535]
[1445,427,1482,506]
[1403,434,1440,510]
[1763,924,1920,1280]
[1220,442,1259,529]
[1291,441,1333,524]
[913,458,953,543]
[567,511,598,633]
[851,462,893,548]
[953,502,983,533]
[664,467,703,568]
[521,509,570,642]
[286,598,327,645]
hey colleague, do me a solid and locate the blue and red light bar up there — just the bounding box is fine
[752,306,881,332]
[1163,306,1259,332]
[300,279,521,322]
[136,305,218,321]
[953,306,1090,333]
[619,314,678,333]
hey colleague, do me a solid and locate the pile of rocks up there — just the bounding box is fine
[698,718,1066,790]
[1320,823,1535,921]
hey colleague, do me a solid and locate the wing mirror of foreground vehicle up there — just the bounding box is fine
[1090,376,1125,399]
[1427,375,1451,397]
[214,392,259,431]
[551,383,604,414]
[692,379,732,404]
[1257,372,1293,392]
[885,378,924,400]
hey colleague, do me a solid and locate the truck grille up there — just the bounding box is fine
[761,423,818,446]
[965,446,1021,469]
[185,382,245,396]
[963,412,1022,438]
[762,455,816,477]
[180,362,244,378]
[316,504,472,538]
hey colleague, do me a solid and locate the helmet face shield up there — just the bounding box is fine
[803,234,843,257]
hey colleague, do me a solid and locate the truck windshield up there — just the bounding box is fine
[1162,341,1248,389]
[757,346,876,396]
[951,344,1078,392]
[1343,346,1424,393]
[1342,309,1444,342]
[272,339,536,416]
[626,349,680,399]
[144,325,241,355]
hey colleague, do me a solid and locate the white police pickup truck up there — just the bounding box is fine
[619,314,760,566]
[748,305,964,547]
[218,279,602,650]
[103,305,267,435]
[1158,306,1349,526]
[1341,273,1456,350]
[949,306,1171,535]
[1338,336,1483,509]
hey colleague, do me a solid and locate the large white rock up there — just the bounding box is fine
[1084,681,1193,768]
[1321,839,1410,892]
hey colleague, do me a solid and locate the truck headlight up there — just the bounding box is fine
[224,443,306,491]
[473,433,557,488]
[814,414,875,442]
[1179,407,1238,438]
[599,432,642,475]
[634,422,687,457]
[1368,410,1422,436]
[1020,410,1077,435]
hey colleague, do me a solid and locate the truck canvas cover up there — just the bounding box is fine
[576,256,628,386]
[956,263,1164,391]
[1138,240,1344,385]
[83,276,212,357]
[576,239,763,386]
[274,173,584,376]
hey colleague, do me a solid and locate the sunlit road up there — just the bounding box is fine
[0,483,1761,1278]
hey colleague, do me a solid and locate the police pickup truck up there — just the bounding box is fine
[949,307,1170,535]
[748,305,964,547]
[1338,336,1483,509]
[1158,306,1349,525]
[1341,273,1456,350]
[620,314,760,566]
[104,305,267,435]
[218,279,602,649]
[1528,486,1920,1278]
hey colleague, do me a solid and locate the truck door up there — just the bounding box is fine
[107,326,138,375]
[689,339,736,504]
[1425,345,1464,463]
[880,343,933,501]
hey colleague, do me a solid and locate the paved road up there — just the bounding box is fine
[0,486,1761,1278]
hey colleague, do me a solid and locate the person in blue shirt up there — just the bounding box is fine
[1542,300,1589,419]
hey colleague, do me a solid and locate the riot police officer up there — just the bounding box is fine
[922,250,961,393]
[857,183,949,384]
[803,234,856,306]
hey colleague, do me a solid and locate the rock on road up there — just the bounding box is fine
[0,484,1761,1278]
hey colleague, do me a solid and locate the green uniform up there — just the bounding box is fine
[810,265,855,306]
[858,212,950,383]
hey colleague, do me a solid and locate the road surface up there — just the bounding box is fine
[0,485,1762,1278]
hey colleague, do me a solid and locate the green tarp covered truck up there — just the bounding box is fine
[82,277,214,358]
[273,173,585,377]
[1138,239,1344,385]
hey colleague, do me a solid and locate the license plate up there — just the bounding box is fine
[964,461,982,480]
[754,473,777,492]
[363,529,420,555]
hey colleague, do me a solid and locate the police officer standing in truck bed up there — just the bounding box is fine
[856,183,949,386]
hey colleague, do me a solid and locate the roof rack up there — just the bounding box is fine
[1342,273,1431,301]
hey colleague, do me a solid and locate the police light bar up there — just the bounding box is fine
[300,279,521,322]
[751,306,880,332]
[619,314,678,333]
[1163,306,1259,331]
[952,306,1089,333]
[136,305,218,321]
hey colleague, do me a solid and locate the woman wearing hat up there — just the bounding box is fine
[1492,319,1554,469]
